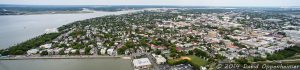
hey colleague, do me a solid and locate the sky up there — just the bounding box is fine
[0,0,300,7]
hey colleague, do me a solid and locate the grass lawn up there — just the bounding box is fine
[287,53,300,59]
[186,55,208,66]
[167,55,208,68]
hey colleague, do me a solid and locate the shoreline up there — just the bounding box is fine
[0,9,150,49]
[0,55,132,60]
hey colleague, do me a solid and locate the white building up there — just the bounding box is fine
[100,48,107,55]
[53,48,63,55]
[47,49,54,55]
[133,58,152,69]
[45,28,58,34]
[64,48,72,54]
[27,49,39,55]
[208,31,218,38]
[71,49,77,54]
[79,49,85,55]
[222,16,231,21]
[40,44,52,49]
[152,54,167,64]
[89,48,95,55]
[107,48,114,56]
[258,47,275,54]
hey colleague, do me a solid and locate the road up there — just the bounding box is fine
[146,53,160,70]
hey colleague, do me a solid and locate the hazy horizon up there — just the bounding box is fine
[0,0,300,7]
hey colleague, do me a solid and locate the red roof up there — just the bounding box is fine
[228,45,238,48]
[151,44,161,48]
[176,47,183,51]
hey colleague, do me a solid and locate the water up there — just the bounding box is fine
[0,59,133,70]
[0,10,145,70]
[0,10,138,49]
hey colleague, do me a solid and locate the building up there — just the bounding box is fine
[152,54,167,64]
[54,48,63,55]
[132,58,152,69]
[45,28,58,34]
[107,48,114,56]
[222,16,231,21]
[79,49,85,55]
[47,49,54,55]
[64,48,72,54]
[70,49,77,54]
[223,40,237,48]
[100,48,107,55]
[258,47,275,54]
[208,31,217,38]
[40,44,52,49]
[27,49,39,55]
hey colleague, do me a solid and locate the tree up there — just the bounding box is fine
[267,52,284,60]
[277,32,286,37]
[140,37,148,46]
[75,49,80,55]
[170,47,177,53]
[266,46,300,60]
[73,44,84,49]
[170,53,177,58]
[40,51,48,56]
[125,41,135,48]
[117,47,126,55]
[59,49,65,55]
[188,50,194,55]
[154,50,161,55]
[5,33,60,55]
[59,44,68,48]
[0,50,9,56]
[235,58,249,64]
[84,47,92,55]
[215,54,226,60]
[194,48,208,58]
[253,56,266,62]
[14,50,25,55]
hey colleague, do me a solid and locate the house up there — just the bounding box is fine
[45,28,58,34]
[64,48,72,54]
[223,40,237,48]
[125,49,130,55]
[27,49,39,55]
[54,48,63,55]
[97,42,102,47]
[47,49,54,55]
[258,47,275,54]
[222,16,231,21]
[150,44,164,50]
[201,66,207,70]
[183,43,193,48]
[100,48,107,55]
[40,44,52,49]
[133,58,152,69]
[79,49,85,55]
[90,47,98,55]
[107,48,114,56]
[208,31,218,38]
[71,49,77,54]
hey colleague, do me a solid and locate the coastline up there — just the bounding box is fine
[0,55,132,60]
[0,9,145,49]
